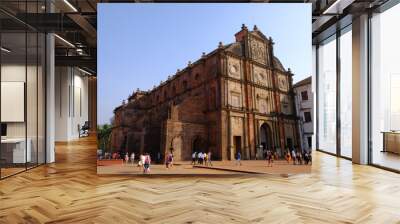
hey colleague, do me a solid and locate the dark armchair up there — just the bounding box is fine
[79,121,90,138]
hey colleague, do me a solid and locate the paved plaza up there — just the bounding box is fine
[97,160,311,175]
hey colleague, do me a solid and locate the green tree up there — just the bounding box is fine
[97,124,112,154]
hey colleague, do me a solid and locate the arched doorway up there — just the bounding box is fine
[260,123,273,152]
[127,135,140,156]
[192,136,207,153]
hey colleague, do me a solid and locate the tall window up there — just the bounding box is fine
[304,112,312,123]
[317,35,337,154]
[340,27,352,158]
[301,91,308,101]
[371,4,400,171]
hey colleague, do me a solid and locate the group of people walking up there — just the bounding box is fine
[285,150,312,165]
[234,149,312,167]
[191,151,212,166]
[121,151,176,173]
[265,150,276,167]
[123,152,152,173]
[118,148,311,173]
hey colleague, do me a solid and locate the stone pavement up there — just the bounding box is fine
[97,160,311,175]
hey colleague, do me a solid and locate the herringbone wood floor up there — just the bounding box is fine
[1,136,400,224]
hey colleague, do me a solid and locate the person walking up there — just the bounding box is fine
[143,153,151,174]
[166,153,173,169]
[296,151,302,165]
[124,153,129,165]
[198,152,203,165]
[235,151,242,166]
[266,150,273,167]
[170,153,174,168]
[130,152,135,165]
[165,153,170,168]
[274,151,279,161]
[285,151,291,164]
[157,151,161,164]
[165,153,169,168]
[196,152,200,164]
[291,149,297,165]
[303,151,309,165]
[192,151,197,165]
[207,151,213,166]
[138,154,145,170]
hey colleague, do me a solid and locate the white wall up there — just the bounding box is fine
[312,45,317,151]
[294,82,314,151]
[1,63,46,163]
[55,67,89,141]
[1,65,40,137]
[1,65,26,138]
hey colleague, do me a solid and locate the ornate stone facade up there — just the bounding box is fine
[111,25,301,161]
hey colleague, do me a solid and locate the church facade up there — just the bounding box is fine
[110,25,301,161]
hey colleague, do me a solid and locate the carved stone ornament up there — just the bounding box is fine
[250,38,266,65]
[227,57,241,79]
[278,76,287,90]
[253,65,267,84]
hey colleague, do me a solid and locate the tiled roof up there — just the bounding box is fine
[293,76,311,88]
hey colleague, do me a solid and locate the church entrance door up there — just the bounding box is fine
[260,123,273,152]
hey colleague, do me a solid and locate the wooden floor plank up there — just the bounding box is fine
[0,136,400,223]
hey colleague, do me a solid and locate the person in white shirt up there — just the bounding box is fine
[198,152,203,165]
[291,149,297,165]
[138,154,145,170]
[124,153,129,165]
[130,152,135,165]
[192,152,197,165]
[207,152,212,166]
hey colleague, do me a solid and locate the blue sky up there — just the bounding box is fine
[98,3,311,125]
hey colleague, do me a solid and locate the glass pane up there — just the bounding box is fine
[317,36,337,154]
[340,28,352,158]
[38,33,45,165]
[27,31,38,169]
[371,4,400,171]
[1,31,27,177]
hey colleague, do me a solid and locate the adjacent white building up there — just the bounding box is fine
[293,76,313,152]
